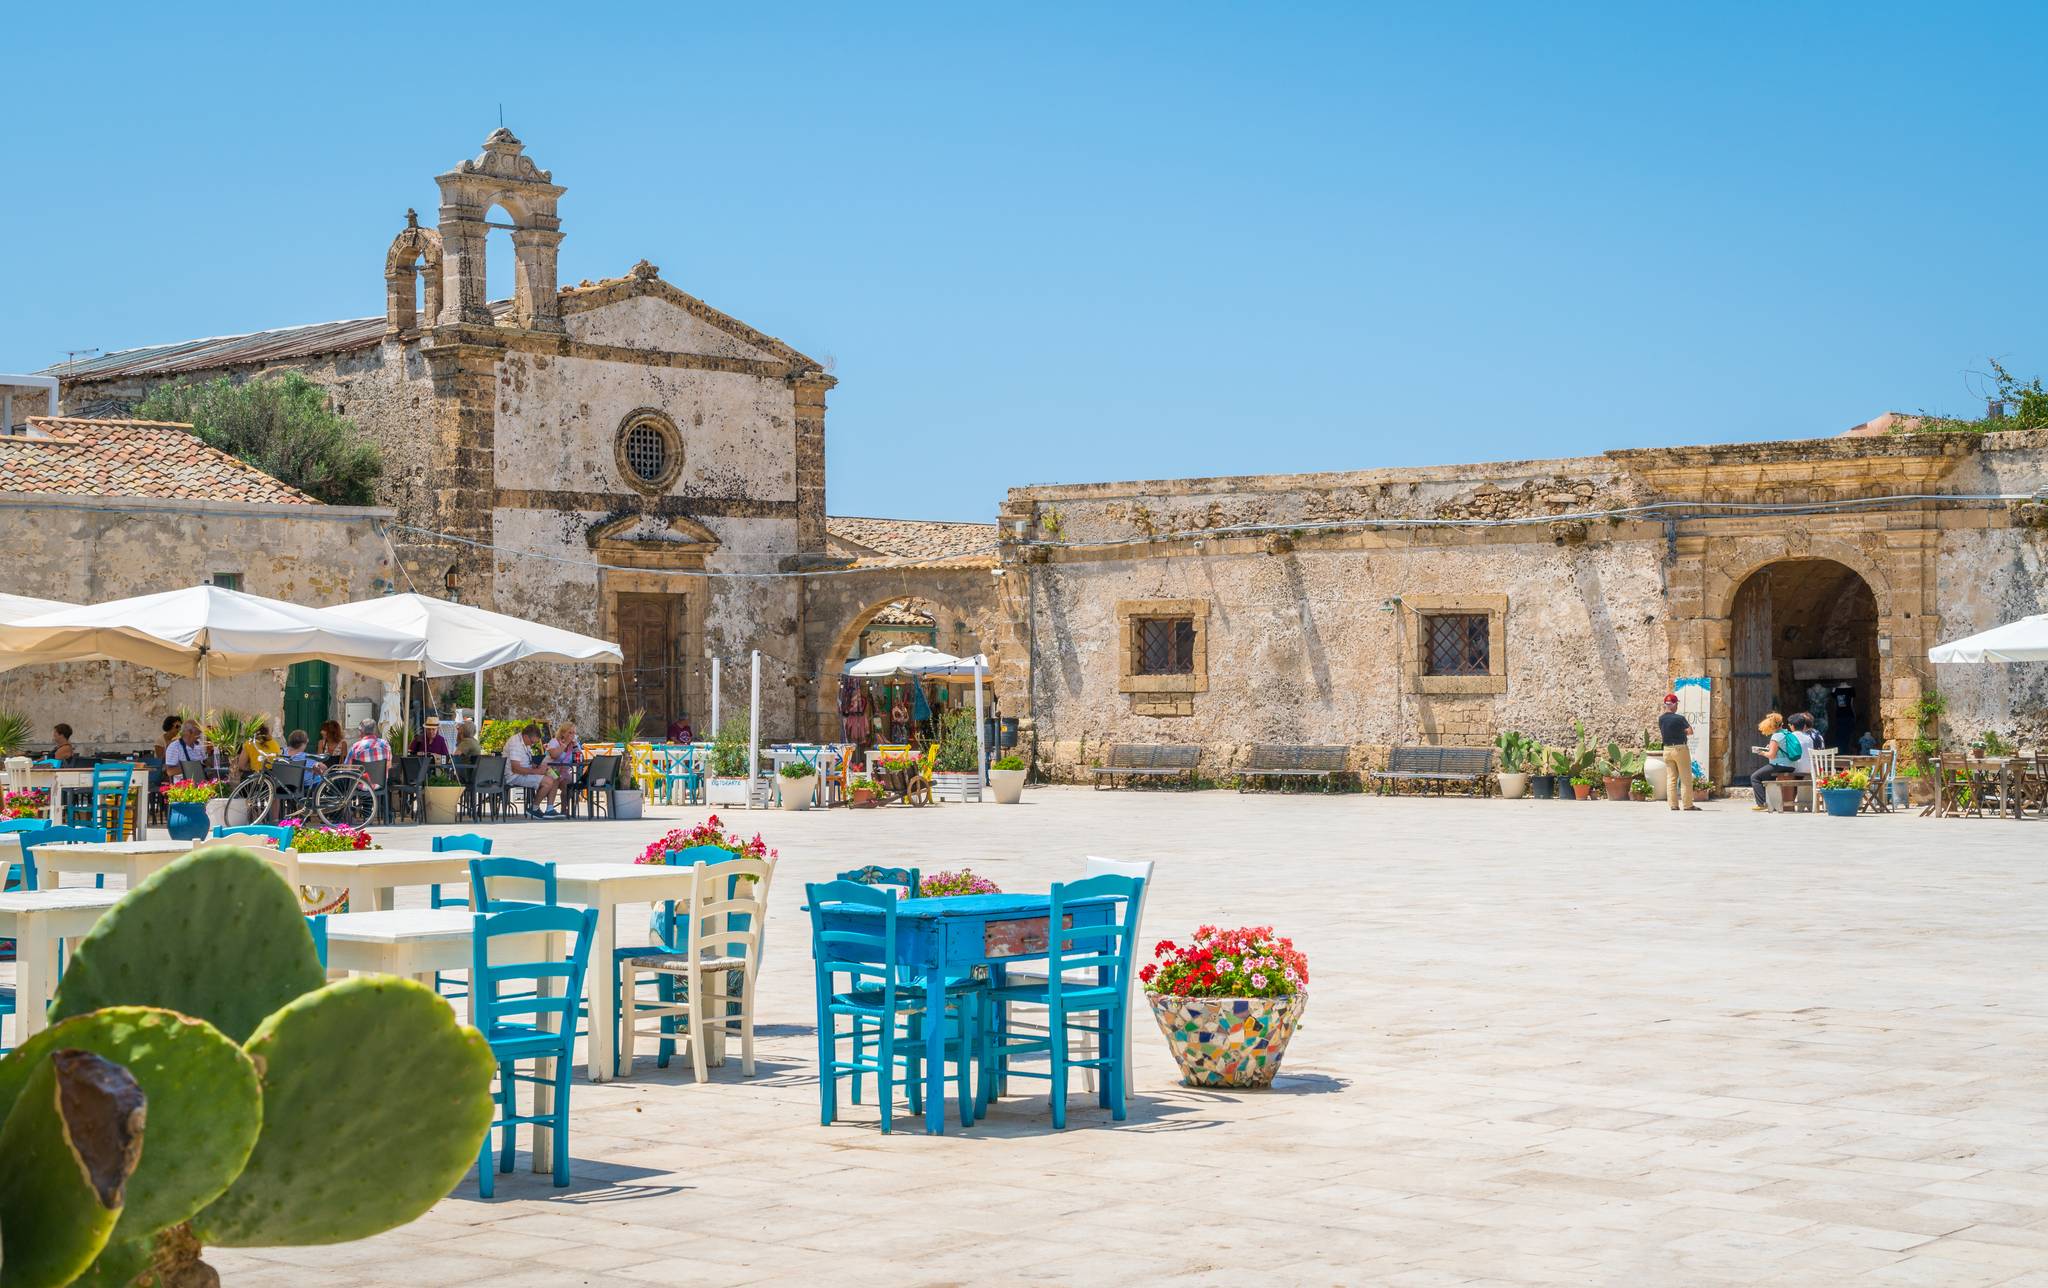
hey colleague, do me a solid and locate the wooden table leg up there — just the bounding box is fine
[532,930,562,1174]
[17,920,53,1041]
[585,898,617,1083]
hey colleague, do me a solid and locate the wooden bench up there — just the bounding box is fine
[1764,775,1813,813]
[1089,744,1200,790]
[1368,746,1495,796]
[1238,745,1351,792]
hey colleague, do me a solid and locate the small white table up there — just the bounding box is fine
[322,908,563,1173]
[28,839,196,889]
[0,888,124,1042]
[549,862,705,1083]
[292,850,476,913]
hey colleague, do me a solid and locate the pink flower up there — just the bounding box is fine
[1250,972,1269,990]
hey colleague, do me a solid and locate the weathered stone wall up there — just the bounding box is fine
[0,495,395,751]
[1930,433,2048,743]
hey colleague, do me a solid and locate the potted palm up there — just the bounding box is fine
[1494,731,1536,799]
[1144,925,1308,1088]
[421,768,463,825]
[777,759,818,810]
[989,754,1027,804]
[605,710,647,819]
[706,716,752,806]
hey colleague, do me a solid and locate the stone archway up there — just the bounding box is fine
[1727,558,1881,776]
[801,569,1009,742]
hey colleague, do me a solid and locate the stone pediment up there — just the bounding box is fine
[1607,436,1976,504]
[560,266,827,376]
[589,511,721,569]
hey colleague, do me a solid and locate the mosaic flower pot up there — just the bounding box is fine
[1148,992,1306,1089]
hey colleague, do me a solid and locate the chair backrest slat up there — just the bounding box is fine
[469,856,557,912]
[470,904,597,1050]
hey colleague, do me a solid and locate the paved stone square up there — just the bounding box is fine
[37,789,2048,1285]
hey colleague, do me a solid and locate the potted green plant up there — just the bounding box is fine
[777,759,818,811]
[1819,767,1869,816]
[930,710,982,802]
[1554,725,1597,801]
[1629,778,1654,801]
[421,768,464,825]
[1493,731,1536,799]
[989,754,1027,804]
[1602,741,1643,801]
[605,710,647,819]
[1530,746,1559,798]
[849,775,880,808]
[1569,773,1598,801]
[1144,925,1308,1088]
[706,716,752,806]
[1642,726,1668,798]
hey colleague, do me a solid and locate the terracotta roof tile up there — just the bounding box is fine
[0,418,318,505]
[825,515,997,567]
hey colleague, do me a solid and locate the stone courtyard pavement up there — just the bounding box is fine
[75,788,2048,1285]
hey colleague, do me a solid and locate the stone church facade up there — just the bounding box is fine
[51,131,832,737]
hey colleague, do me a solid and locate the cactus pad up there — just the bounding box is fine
[0,1008,260,1243]
[193,977,495,1247]
[49,845,327,1043]
[0,1049,145,1287]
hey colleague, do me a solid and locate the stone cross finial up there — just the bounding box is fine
[405,208,419,229]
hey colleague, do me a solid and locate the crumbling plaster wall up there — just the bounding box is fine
[0,498,394,750]
[1023,529,1669,776]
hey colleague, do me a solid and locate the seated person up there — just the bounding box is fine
[545,721,583,777]
[418,716,450,758]
[277,729,326,784]
[164,720,208,780]
[1749,713,1803,811]
[152,714,181,761]
[237,722,282,778]
[50,723,77,762]
[452,719,481,758]
[346,720,391,766]
[317,720,348,760]
[667,718,694,743]
[502,721,562,818]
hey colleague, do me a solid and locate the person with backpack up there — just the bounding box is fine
[1750,712,1802,811]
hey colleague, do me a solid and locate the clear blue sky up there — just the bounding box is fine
[5,3,2041,521]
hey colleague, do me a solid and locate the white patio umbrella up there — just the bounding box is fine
[843,644,966,678]
[0,592,75,624]
[0,585,424,713]
[1929,613,2048,663]
[325,593,622,725]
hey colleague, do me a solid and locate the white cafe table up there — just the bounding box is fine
[0,888,124,1043]
[28,838,197,889]
[290,850,477,913]
[547,862,706,1083]
[321,907,564,1173]
[11,765,151,839]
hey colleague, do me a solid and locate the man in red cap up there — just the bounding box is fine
[1658,693,1698,810]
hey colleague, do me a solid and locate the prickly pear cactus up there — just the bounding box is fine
[193,976,495,1247]
[0,1008,259,1244]
[49,845,327,1042]
[0,1049,146,1287]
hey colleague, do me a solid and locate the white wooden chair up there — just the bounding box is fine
[999,855,1155,1097]
[1806,747,1837,814]
[618,854,774,1082]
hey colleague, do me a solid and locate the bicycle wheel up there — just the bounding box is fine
[311,769,377,826]
[228,774,277,824]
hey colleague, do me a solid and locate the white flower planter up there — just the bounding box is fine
[989,767,1026,804]
[203,799,229,832]
[224,798,253,827]
[421,785,462,825]
[611,788,645,820]
[931,771,981,802]
[777,775,817,811]
[1497,772,1528,800]
[707,776,750,806]
[1644,754,1668,798]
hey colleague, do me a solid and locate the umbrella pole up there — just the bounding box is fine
[474,669,484,727]
[747,650,760,810]
[973,661,987,793]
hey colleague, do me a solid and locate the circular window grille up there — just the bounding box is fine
[624,423,668,484]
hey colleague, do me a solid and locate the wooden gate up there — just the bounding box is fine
[1729,570,1775,783]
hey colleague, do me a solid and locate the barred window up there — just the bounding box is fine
[623,424,668,485]
[1134,617,1196,676]
[1424,613,1490,676]
[614,410,683,493]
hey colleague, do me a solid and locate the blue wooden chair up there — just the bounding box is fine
[836,865,921,899]
[806,880,982,1133]
[472,903,598,1196]
[987,874,1146,1128]
[1,818,51,894]
[306,914,328,969]
[213,823,293,848]
[17,825,108,892]
[67,763,134,839]
[427,834,494,997]
[659,746,703,805]
[469,857,557,912]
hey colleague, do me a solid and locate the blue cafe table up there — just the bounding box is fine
[813,892,1115,1135]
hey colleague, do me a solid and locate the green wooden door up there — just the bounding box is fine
[283,661,331,738]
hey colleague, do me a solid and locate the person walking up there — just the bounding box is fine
[1658,694,1699,811]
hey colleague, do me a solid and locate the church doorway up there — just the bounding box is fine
[617,592,688,736]
[1727,559,1879,777]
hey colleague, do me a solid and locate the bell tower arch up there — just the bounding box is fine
[432,128,566,332]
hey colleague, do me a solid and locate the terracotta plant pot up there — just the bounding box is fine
[850,788,877,808]
[1572,783,1594,800]
[1603,775,1631,801]
[1148,992,1307,1089]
